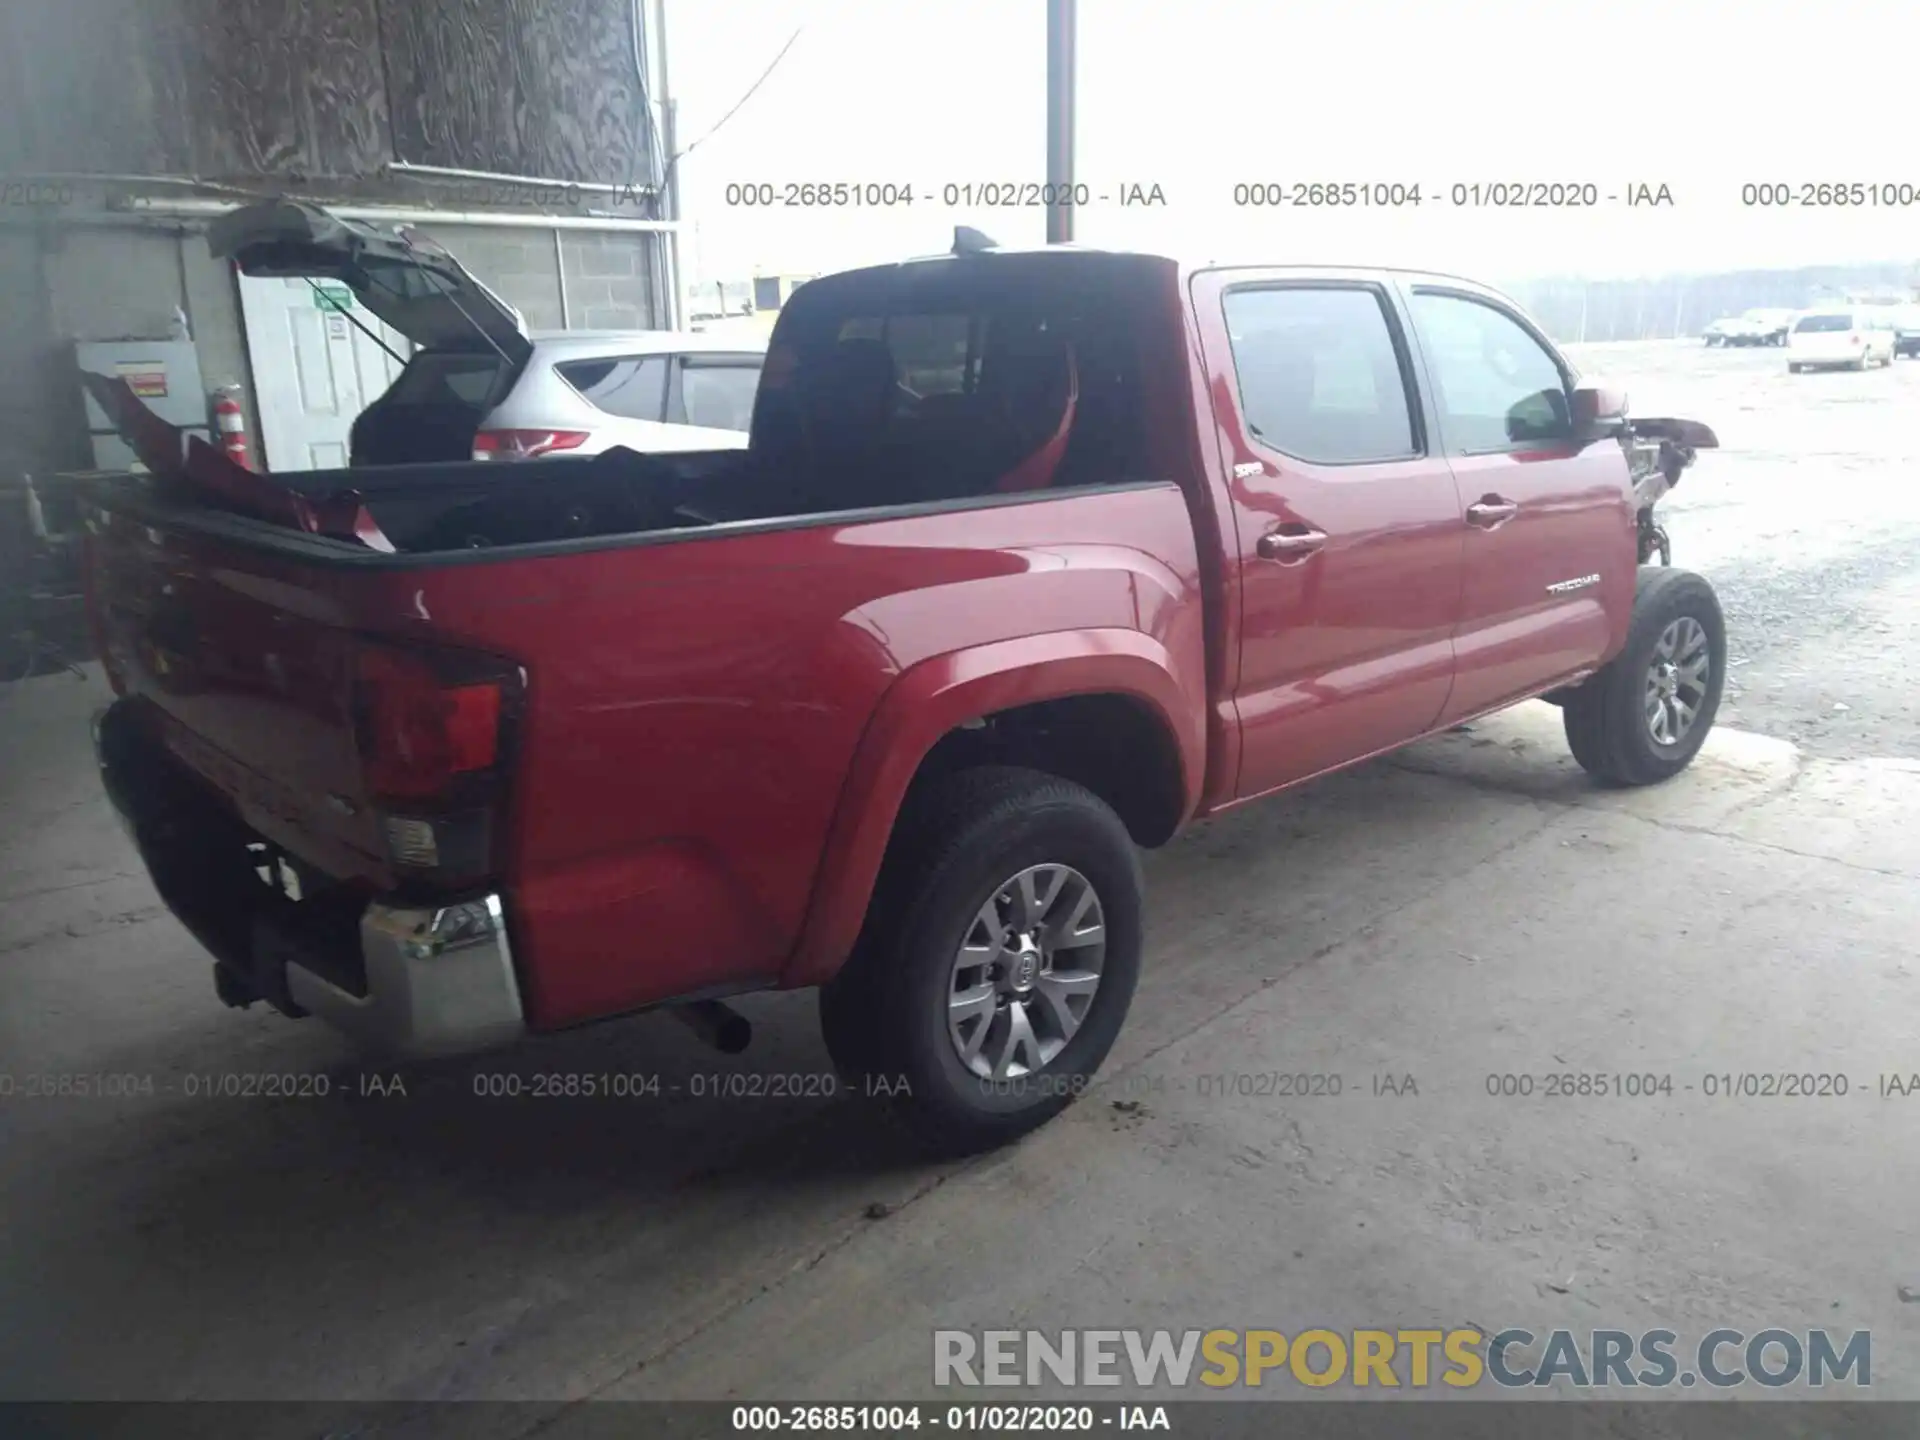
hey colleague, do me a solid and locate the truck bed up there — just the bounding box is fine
[83,465,1206,1029]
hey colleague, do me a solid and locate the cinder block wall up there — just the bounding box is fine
[558,234,662,330]
[429,228,664,333]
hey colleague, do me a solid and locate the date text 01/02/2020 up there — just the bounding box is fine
[1229,180,1675,208]
[722,181,1168,208]
[730,1404,1168,1432]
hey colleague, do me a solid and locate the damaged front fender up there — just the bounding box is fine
[1623,416,1718,566]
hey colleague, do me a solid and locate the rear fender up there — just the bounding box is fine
[780,628,1204,988]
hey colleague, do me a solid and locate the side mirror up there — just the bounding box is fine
[1571,382,1629,443]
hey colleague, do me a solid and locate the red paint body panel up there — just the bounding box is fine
[477,486,1204,1026]
[1440,443,1637,721]
[84,248,1653,1042]
[1186,269,1468,799]
[91,480,1204,1030]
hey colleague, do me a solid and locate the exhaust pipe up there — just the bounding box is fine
[671,999,752,1054]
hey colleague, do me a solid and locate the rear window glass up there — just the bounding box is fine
[681,362,761,431]
[1795,314,1854,334]
[879,314,975,396]
[1224,287,1417,463]
[756,263,1165,506]
[558,355,669,422]
[385,352,508,407]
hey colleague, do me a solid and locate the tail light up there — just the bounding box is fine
[1850,333,1863,347]
[351,639,525,888]
[472,429,591,461]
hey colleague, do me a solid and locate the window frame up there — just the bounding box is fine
[1216,278,1428,468]
[1405,285,1576,457]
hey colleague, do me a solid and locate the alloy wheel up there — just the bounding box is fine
[1645,616,1711,746]
[947,863,1107,1081]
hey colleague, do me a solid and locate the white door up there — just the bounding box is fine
[236,270,413,471]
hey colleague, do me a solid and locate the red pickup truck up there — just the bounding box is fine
[84,204,1723,1151]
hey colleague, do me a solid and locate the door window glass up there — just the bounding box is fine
[1409,292,1571,452]
[679,362,762,431]
[1221,287,1417,464]
[556,355,669,421]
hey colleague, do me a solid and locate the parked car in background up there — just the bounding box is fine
[1702,315,1764,346]
[206,201,765,466]
[1892,304,1920,359]
[83,218,1729,1153]
[1705,310,1792,347]
[1788,308,1898,371]
[1748,309,1798,346]
[466,331,765,462]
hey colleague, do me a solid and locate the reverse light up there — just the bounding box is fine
[472,429,591,461]
[351,640,523,887]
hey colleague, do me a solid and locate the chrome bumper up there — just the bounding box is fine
[286,895,527,1061]
[94,702,527,1062]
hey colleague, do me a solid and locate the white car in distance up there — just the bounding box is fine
[1787,309,1898,372]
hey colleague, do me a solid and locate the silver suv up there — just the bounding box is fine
[469,330,764,461]
[208,199,766,466]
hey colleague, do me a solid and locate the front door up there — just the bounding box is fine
[1192,271,1466,801]
[237,270,412,471]
[1400,284,1637,723]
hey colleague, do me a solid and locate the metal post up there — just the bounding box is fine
[653,0,686,330]
[1045,0,1076,244]
[664,97,687,330]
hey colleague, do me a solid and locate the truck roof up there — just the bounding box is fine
[846,244,1509,295]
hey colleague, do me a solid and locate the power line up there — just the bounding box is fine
[665,23,807,183]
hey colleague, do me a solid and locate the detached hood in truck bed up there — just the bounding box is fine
[207,199,531,365]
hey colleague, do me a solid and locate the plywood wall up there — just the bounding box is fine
[0,0,653,188]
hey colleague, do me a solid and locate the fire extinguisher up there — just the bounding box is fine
[212,385,253,471]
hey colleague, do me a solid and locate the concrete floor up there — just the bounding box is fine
[3,341,1919,1426]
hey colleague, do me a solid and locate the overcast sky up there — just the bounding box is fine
[664,0,1919,285]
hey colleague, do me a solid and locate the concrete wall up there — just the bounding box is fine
[558,234,662,331]
[0,229,70,479]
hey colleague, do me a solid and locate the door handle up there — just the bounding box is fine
[1465,497,1519,529]
[1257,526,1328,561]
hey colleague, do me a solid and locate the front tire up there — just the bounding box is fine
[1563,569,1726,787]
[823,765,1143,1155]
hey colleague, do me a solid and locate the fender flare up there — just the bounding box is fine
[780,628,1204,988]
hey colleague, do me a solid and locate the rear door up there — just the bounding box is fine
[1190,269,1465,801]
[1400,281,1636,723]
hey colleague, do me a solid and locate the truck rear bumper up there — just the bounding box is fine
[93,700,526,1060]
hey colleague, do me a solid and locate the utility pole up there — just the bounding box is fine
[652,0,686,330]
[1045,0,1076,244]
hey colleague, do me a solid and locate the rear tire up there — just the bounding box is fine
[1788,363,1802,374]
[1563,568,1726,787]
[823,765,1143,1155]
